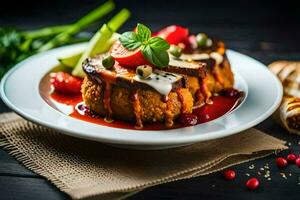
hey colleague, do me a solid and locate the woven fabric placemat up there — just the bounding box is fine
[0,113,287,200]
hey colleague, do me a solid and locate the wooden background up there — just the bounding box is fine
[0,0,300,199]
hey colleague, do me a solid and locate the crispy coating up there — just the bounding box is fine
[81,76,193,124]
[81,76,105,116]
[183,58,234,105]
[206,56,234,93]
[81,55,234,125]
[186,76,200,96]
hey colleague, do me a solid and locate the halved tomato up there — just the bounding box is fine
[156,25,189,45]
[110,41,148,68]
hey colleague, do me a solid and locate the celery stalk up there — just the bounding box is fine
[72,9,130,77]
[22,25,73,40]
[58,33,119,68]
[71,24,113,77]
[75,0,115,29]
[107,8,131,32]
[38,0,115,52]
[58,53,82,68]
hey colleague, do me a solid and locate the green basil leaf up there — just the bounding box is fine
[148,37,170,50]
[142,45,169,68]
[137,23,151,41]
[119,31,142,50]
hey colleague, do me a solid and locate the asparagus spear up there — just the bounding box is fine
[38,0,115,52]
[58,53,82,68]
[58,33,119,68]
[0,1,118,80]
[72,8,130,77]
[21,25,73,40]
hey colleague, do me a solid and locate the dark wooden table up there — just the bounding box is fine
[1,0,300,199]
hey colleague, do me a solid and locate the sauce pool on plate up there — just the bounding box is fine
[50,89,243,130]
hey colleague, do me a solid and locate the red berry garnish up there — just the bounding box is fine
[276,157,288,168]
[223,169,236,180]
[286,154,297,163]
[246,178,259,190]
[178,113,198,126]
[296,158,300,168]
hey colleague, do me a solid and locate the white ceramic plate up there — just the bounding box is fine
[0,43,282,149]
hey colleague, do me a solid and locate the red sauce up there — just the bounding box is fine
[50,92,82,105]
[103,83,113,119]
[194,94,241,123]
[50,90,242,130]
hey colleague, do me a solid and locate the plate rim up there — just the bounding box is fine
[0,44,283,146]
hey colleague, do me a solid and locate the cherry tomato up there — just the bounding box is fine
[110,41,148,67]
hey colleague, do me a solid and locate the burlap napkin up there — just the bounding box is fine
[0,112,287,200]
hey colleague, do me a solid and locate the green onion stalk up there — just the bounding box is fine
[0,0,116,79]
[37,0,115,52]
[72,8,131,77]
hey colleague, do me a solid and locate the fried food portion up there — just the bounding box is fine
[205,55,234,93]
[184,55,234,104]
[81,76,193,126]
[269,61,300,135]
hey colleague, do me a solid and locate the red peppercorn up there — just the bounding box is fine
[296,158,300,168]
[286,154,297,163]
[246,178,259,190]
[223,169,236,180]
[276,157,288,168]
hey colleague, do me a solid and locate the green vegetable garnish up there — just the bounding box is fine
[102,55,115,69]
[136,65,152,78]
[196,33,208,47]
[169,45,182,58]
[0,28,22,78]
[0,0,116,79]
[38,0,115,52]
[22,25,73,40]
[57,32,119,69]
[72,8,131,77]
[119,23,170,68]
[58,53,82,68]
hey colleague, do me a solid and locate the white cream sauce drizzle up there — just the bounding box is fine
[210,52,224,65]
[133,70,182,96]
[180,53,210,61]
[169,57,202,69]
[180,51,224,65]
